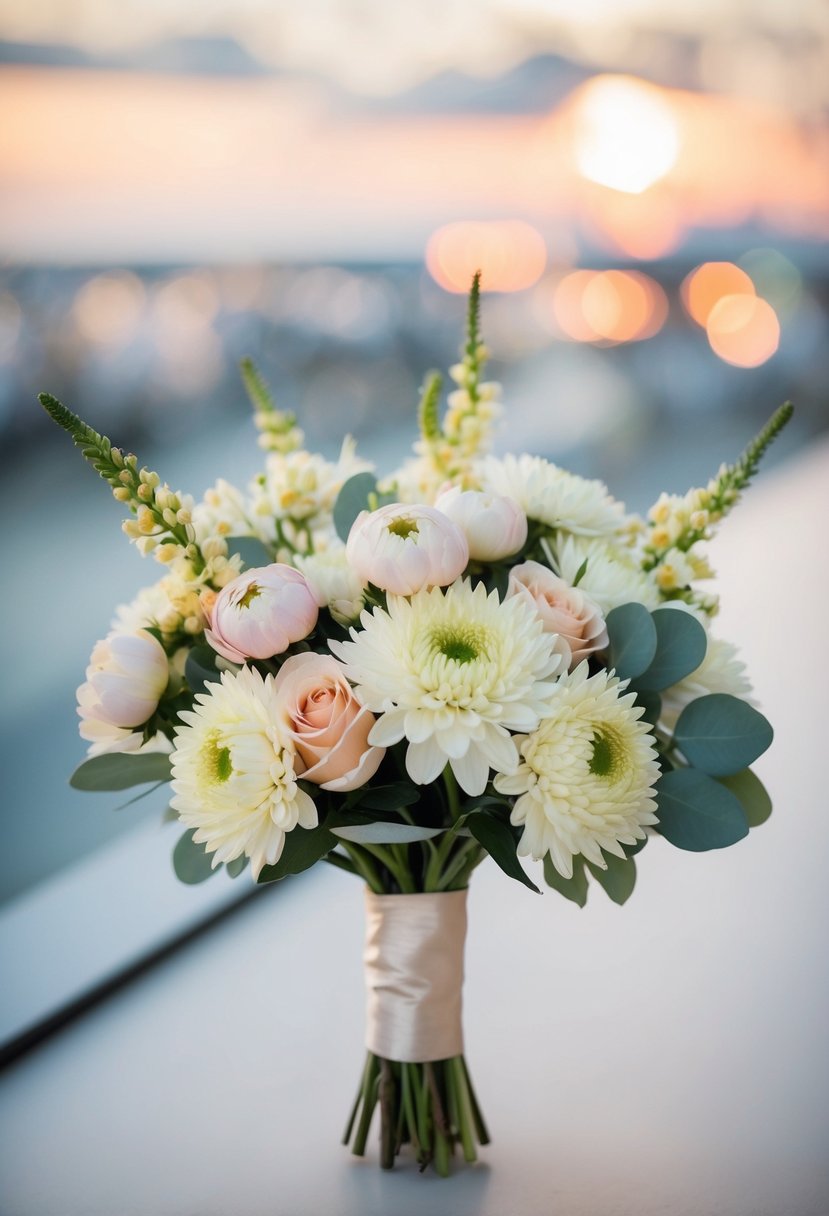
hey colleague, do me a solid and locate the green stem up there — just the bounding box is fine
[341,844,384,895]
[351,1053,381,1157]
[451,1058,478,1163]
[359,842,416,893]
[323,850,357,876]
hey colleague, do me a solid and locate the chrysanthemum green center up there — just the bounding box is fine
[237,582,261,610]
[588,726,627,781]
[387,516,419,540]
[200,730,233,784]
[430,624,489,665]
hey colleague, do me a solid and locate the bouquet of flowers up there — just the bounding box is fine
[43,276,789,1176]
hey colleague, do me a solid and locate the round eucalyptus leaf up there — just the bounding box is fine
[605,602,658,680]
[224,535,275,571]
[718,768,773,827]
[635,608,707,691]
[333,472,380,542]
[674,694,773,776]
[173,830,219,884]
[70,751,172,792]
[655,767,748,851]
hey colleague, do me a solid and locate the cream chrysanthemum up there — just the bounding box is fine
[659,632,754,731]
[170,666,317,877]
[479,454,625,537]
[494,664,659,878]
[330,579,562,796]
[555,535,661,614]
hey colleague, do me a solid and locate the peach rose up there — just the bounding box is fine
[507,560,608,672]
[273,653,385,791]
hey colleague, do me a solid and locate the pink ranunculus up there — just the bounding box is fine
[346,503,469,596]
[77,629,169,731]
[204,564,319,663]
[274,653,385,791]
[507,560,608,672]
[434,487,527,561]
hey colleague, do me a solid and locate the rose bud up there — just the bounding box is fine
[77,629,169,731]
[346,503,469,596]
[204,564,319,663]
[435,487,528,561]
[274,653,385,791]
[507,561,608,672]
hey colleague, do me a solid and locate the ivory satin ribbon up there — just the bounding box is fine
[363,888,467,1063]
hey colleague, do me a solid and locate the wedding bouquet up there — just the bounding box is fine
[43,276,789,1175]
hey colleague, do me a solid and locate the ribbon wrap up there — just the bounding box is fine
[363,888,467,1063]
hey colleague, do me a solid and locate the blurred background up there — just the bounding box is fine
[1,0,827,915]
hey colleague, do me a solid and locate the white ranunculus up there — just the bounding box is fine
[434,487,527,561]
[77,629,169,738]
[346,502,469,596]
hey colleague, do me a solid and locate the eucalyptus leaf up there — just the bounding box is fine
[718,768,772,828]
[352,783,422,813]
[333,472,381,542]
[173,830,219,884]
[634,690,662,727]
[70,751,172,792]
[655,768,748,851]
[634,608,707,691]
[226,855,249,878]
[114,779,168,810]
[184,644,222,695]
[543,854,588,907]
[225,535,274,571]
[586,851,637,905]
[331,822,444,844]
[257,823,336,884]
[605,603,657,680]
[673,694,773,776]
[467,812,540,893]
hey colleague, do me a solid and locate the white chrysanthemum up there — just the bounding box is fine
[170,666,317,877]
[479,454,625,537]
[330,579,562,796]
[294,543,365,625]
[494,664,660,879]
[111,581,172,634]
[555,535,661,613]
[659,633,754,731]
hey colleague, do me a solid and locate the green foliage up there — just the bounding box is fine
[718,768,772,827]
[240,356,278,414]
[331,822,444,844]
[225,535,275,571]
[349,782,422,813]
[586,851,637,905]
[333,472,392,542]
[417,371,443,442]
[70,751,172,791]
[634,608,707,691]
[184,644,222,695]
[225,855,249,878]
[256,823,337,883]
[673,694,773,776]
[543,854,588,906]
[634,690,662,727]
[713,402,794,505]
[654,767,748,851]
[467,812,540,893]
[173,829,219,884]
[38,393,117,483]
[605,602,657,680]
[465,270,482,361]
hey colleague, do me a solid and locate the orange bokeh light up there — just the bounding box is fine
[552,270,668,344]
[682,262,755,327]
[426,221,547,294]
[705,294,780,367]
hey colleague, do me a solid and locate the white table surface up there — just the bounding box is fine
[1,441,828,1216]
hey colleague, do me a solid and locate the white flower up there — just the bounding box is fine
[192,478,252,546]
[170,666,318,878]
[494,664,660,879]
[479,454,625,537]
[346,503,469,596]
[555,535,660,614]
[659,632,754,732]
[330,579,562,796]
[434,487,527,561]
[507,560,608,672]
[77,630,169,731]
[294,544,365,625]
[249,438,372,543]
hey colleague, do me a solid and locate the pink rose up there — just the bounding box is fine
[346,503,469,596]
[274,653,385,791]
[507,560,608,672]
[204,564,318,663]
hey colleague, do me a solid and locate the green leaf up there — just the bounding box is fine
[467,812,540,893]
[225,535,274,571]
[622,836,648,858]
[114,779,168,810]
[185,644,222,695]
[331,822,444,844]
[226,855,249,878]
[635,608,707,691]
[350,782,422,813]
[655,768,748,851]
[543,854,589,907]
[173,830,219,884]
[70,751,172,792]
[673,694,773,776]
[586,852,637,905]
[333,472,380,543]
[257,823,335,884]
[718,768,772,828]
[605,602,657,680]
[634,690,662,727]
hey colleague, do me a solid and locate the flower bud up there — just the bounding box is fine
[77,629,168,733]
[205,564,319,662]
[346,503,469,596]
[435,487,527,562]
